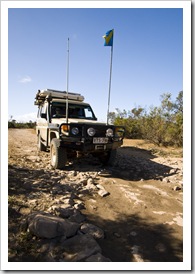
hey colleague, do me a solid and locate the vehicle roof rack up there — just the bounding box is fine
[34,89,85,105]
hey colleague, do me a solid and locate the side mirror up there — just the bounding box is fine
[41,113,47,119]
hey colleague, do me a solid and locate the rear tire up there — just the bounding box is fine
[50,138,67,169]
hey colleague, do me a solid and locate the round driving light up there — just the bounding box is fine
[87,127,96,136]
[106,128,113,137]
[71,127,79,135]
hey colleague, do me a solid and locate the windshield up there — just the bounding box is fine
[51,102,96,120]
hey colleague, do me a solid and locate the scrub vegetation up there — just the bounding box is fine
[108,91,183,147]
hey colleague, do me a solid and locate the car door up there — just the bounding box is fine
[37,103,48,142]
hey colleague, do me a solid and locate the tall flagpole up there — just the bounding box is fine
[103,29,114,125]
[66,37,70,124]
[107,44,113,125]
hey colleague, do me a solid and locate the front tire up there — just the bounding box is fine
[50,138,67,169]
[98,149,117,166]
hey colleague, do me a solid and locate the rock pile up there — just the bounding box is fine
[18,169,111,262]
[23,211,109,262]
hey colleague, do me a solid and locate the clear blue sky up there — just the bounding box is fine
[8,6,183,122]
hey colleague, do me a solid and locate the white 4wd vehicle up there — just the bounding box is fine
[35,89,125,169]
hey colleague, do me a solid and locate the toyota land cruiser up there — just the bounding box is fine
[35,89,125,169]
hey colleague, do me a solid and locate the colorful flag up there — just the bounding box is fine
[103,29,114,46]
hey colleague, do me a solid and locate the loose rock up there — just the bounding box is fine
[80,223,104,239]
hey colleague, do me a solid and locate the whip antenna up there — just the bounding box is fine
[66,37,70,123]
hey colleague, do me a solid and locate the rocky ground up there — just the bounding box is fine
[8,128,183,262]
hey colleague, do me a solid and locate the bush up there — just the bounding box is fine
[109,91,183,147]
[8,119,36,129]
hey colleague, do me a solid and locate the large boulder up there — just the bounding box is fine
[59,234,102,262]
[28,212,80,239]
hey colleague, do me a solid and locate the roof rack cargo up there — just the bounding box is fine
[34,89,85,105]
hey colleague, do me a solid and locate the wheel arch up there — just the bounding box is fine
[49,131,58,145]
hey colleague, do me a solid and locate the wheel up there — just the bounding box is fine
[37,134,46,151]
[50,138,67,169]
[98,149,117,166]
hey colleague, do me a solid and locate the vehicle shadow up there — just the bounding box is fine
[69,146,179,182]
[111,146,178,181]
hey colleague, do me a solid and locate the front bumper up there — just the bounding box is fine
[60,137,123,152]
[59,123,125,152]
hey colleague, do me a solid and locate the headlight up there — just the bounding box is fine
[87,127,96,136]
[106,128,113,137]
[71,127,79,135]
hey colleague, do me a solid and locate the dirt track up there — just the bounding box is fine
[8,129,183,262]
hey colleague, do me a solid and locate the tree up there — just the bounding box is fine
[131,107,144,119]
[141,92,183,146]
[174,91,183,113]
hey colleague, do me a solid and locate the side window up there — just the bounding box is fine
[40,104,47,119]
